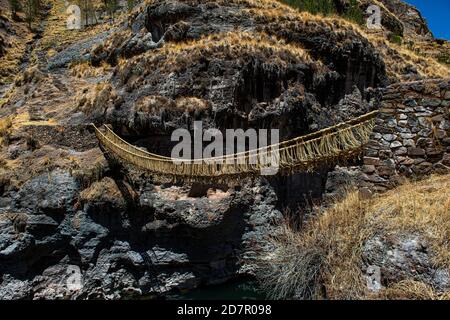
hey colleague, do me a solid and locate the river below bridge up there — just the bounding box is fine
[166,279,267,300]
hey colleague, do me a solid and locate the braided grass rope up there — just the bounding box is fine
[93,111,378,182]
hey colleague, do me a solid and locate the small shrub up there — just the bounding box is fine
[0,116,13,146]
[388,33,403,45]
[437,53,450,66]
[280,0,336,16]
[26,136,39,151]
[343,0,364,26]
[0,157,7,168]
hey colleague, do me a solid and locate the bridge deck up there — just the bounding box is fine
[93,111,378,181]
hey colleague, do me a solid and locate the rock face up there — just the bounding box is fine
[85,0,387,139]
[359,79,450,192]
[79,0,386,210]
[0,168,282,299]
[379,0,433,38]
[363,234,449,293]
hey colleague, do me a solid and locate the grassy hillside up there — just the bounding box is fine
[257,174,450,300]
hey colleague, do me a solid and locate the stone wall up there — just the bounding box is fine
[361,79,450,192]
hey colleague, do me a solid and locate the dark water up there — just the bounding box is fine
[167,279,267,300]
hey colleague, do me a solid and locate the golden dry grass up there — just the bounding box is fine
[0,116,13,145]
[360,32,450,80]
[245,2,449,81]
[31,0,118,63]
[0,10,33,83]
[79,177,124,204]
[106,0,448,83]
[69,60,112,78]
[119,31,322,81]
[370,175,450,268]
[162,31,314,65]
[377,280,450,300]
[258,174,450,300]
[134,96,211,114]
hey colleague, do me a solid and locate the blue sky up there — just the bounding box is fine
[404,0,450,40]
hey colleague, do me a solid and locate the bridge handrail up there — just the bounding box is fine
[92,110,377,178]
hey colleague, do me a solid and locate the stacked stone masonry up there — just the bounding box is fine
[362,79,450,192]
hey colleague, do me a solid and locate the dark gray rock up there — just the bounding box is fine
[15,169,79,215]
[363,234,449,293]
[47,31,111,70]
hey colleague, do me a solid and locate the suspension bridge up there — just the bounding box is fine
[93,110,378,182]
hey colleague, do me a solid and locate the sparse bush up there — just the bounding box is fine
[127,0,135,12]
[23,0,41,28]
[103,0,119,22]
[280,0,336,16]
[437,53,450,66]
[343,0,364,26]
[257,223,325,299]
[0,116,13,146]
[388,33,403,45]
[256,174,450,300]
[8,0,22,19]
[76,0,98,27]
[26,136,39,151]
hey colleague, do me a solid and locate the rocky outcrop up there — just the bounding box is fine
[0,14,11,58]
[378,0,433,38]
[47,31,111,70]
[360,79,450,192]
[0,167,282,299]
[363,234,449,293]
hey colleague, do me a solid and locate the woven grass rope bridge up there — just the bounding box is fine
[93,110,378,182]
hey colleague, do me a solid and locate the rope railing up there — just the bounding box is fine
[93,110,378,181]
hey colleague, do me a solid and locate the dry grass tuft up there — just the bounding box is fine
[376,280,448,300]
[118,31,322,84]
[370,175,450,268]
[2,145,106,189]
[79,176,126,207]
[135,96,211,114]
[257,174,450,300]
[0,116,13,145]
[31,0,114,64]
[360,32,450,80]
[77,82,118,117]
[69,61,112,78]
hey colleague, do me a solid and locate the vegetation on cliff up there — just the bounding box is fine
[257,174,450,300]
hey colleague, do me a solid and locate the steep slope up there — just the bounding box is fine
[0,0,35,85]
[257,174,449,300]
